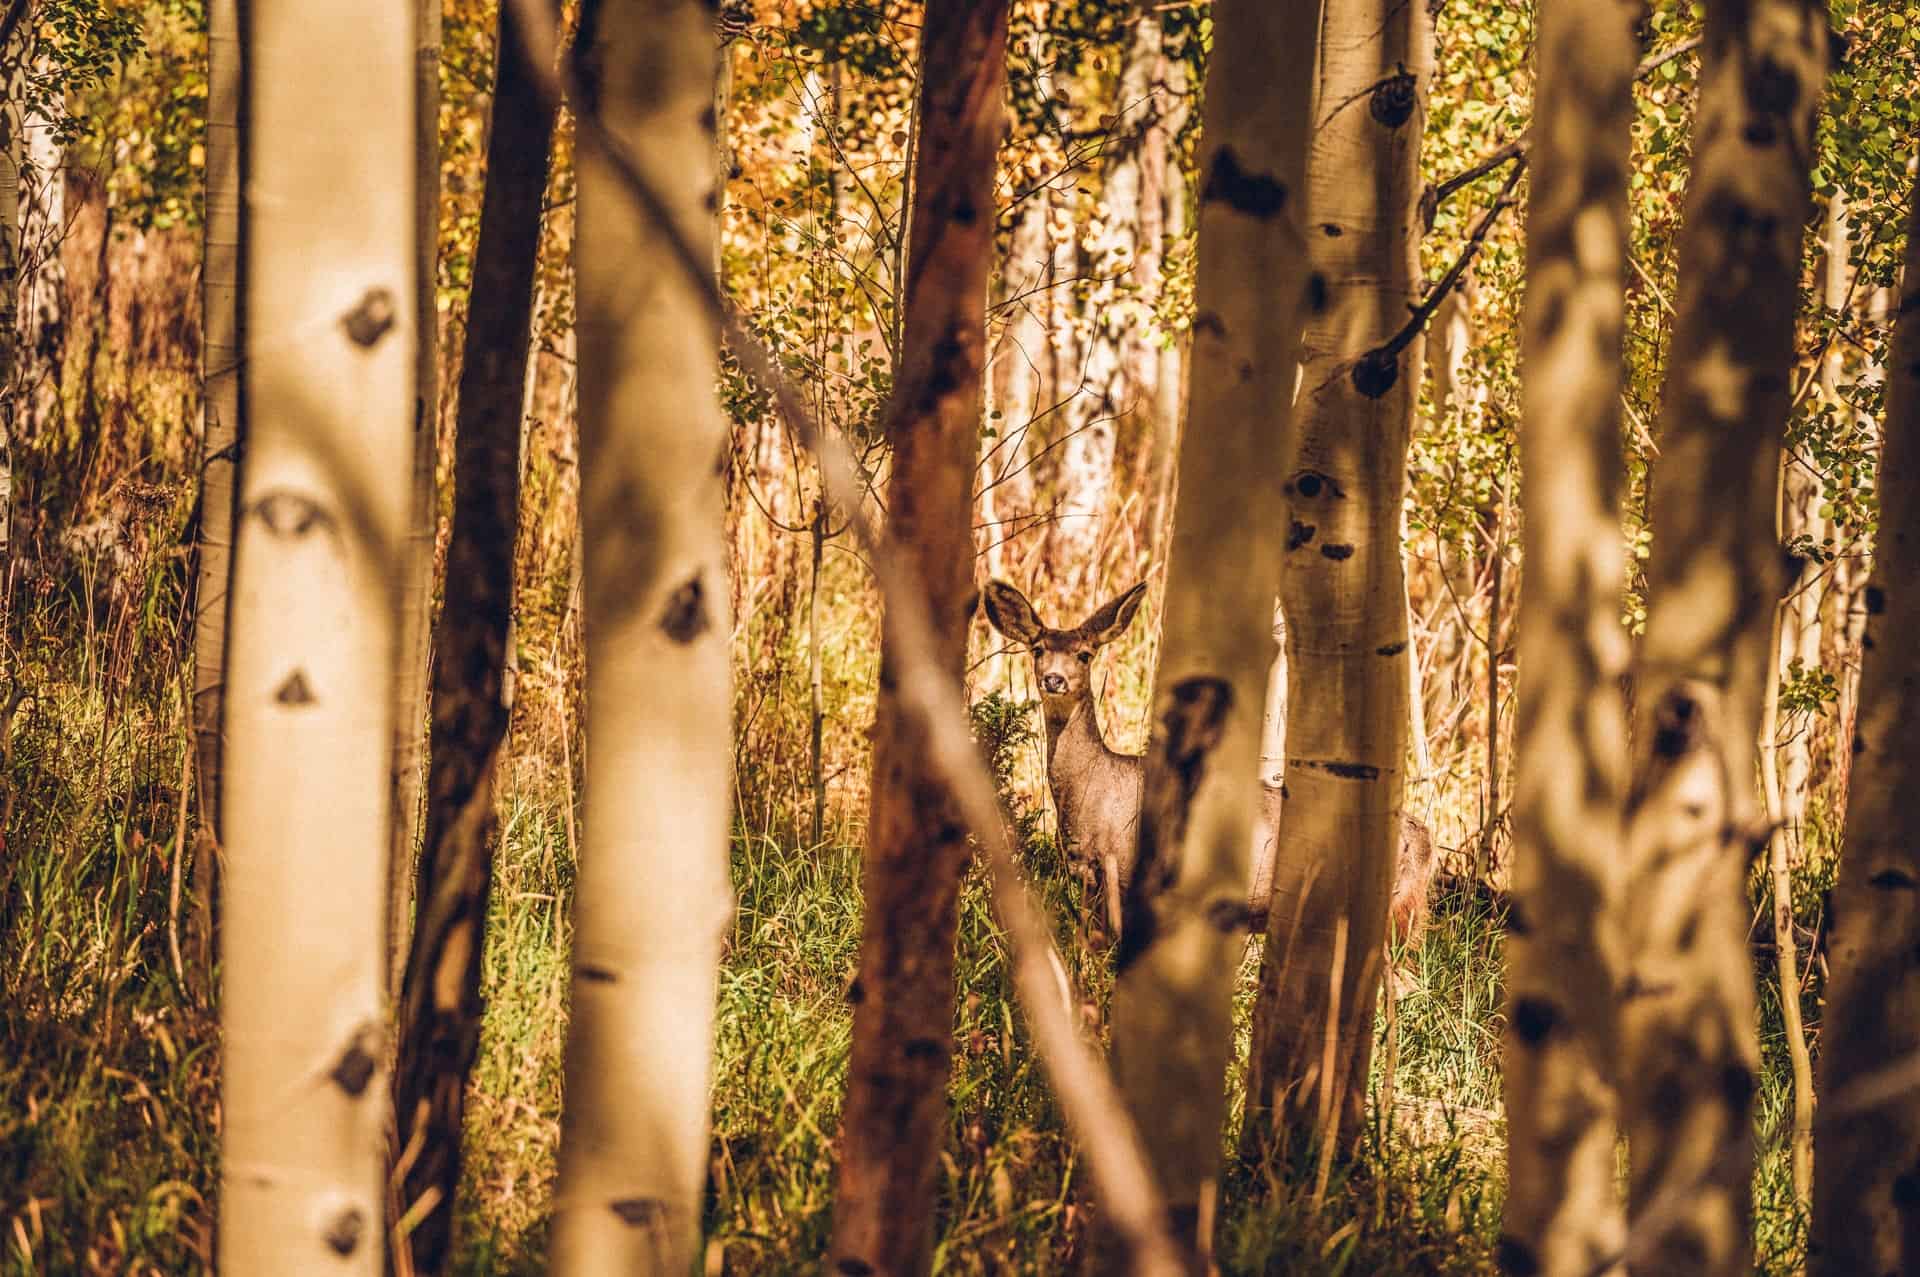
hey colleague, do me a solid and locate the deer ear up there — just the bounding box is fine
[1081,580,1147,645]
[981,580,1043,644]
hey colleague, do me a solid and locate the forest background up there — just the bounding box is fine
[0,0,1915,1272]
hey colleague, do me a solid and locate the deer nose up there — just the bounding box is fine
[1042,673,1068,695]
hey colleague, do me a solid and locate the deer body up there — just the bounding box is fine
[1042,682,1144,937]
[984,578,1436,949]
[983,580,1148,940]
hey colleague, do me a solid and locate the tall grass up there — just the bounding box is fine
[2,508,1831,1276]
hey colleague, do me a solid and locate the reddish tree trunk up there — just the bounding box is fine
[828,1,1009,1272]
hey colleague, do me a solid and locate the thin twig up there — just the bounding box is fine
[505,2,1182,1270]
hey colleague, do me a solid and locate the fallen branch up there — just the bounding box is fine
[506,1,1183,1270]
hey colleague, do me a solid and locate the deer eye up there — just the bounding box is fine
[1076,651,1092,664]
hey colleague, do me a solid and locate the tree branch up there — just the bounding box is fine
[1371,159,1525,375]
[1419,35,1704,232]
[1396,33,1706,363]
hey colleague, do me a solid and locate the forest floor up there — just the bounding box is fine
[0,668,1822,1275]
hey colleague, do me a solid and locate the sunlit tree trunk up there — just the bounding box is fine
[983,190,1044,580]
[1810,174,1920,1277]
[1143,48,1190,568]
[827,0,1007,1271]
[1249,604,1287,923]
[1043,15,1164,598]
[1041,181,1086,602]
[1773,193,1850,861]
[1106,0,1319,1255]
[545,2,735,1272]
[388,0,443,996]
[1047,303,1109,597]
[219,0,416,1268]
[193,0,240,851]
[0,34,20,568]
[20,49,63,456]
[1617,3,1825,1272]
[1125,17,1177,411]
[1497,0,1638,1270]
[1242,0,1431,1159]
[389,4,556,1270]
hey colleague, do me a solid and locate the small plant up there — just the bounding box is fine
[968,690,1063,880]
[969,689,1039,798]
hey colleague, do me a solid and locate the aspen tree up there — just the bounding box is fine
[192,0,239,844]
[545,1,734,1271]
[0,22,20,570]
[1243,0,1432,1157]
[18,55,56,454]
[1104,0,1320,1255]
[388,0,443,994]
[1497,0,1639,1271]
[1809,175,1920,1277]
[1044,16,1164,595]
[1617,1,1825,1272]
[218,0,415,1269]
[389,3,557,1270]
[827,0,1008,1271]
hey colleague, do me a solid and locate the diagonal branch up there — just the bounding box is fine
[1419,35,1704,232]
[1361,159,1525,389]
[1389,35,1705,385]
[505,1,1184,1271]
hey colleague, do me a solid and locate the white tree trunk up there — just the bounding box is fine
[1243,0,1432,1157]
[547,2,734,1271]
[1497,0,1639,1269]
[983,191,1045,580]
[20,56,62,452]
[218,0,416,1269]
[194,0,239,854]
[1809,167,1920,1277]
[1249,602,1287,919]
[1617,2,1826,1271]
[1108,0,1320,1250]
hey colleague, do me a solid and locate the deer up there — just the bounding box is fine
[980,577,1436,957]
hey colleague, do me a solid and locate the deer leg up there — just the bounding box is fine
[1077,859,1109,954]
[1103,851,1123,942]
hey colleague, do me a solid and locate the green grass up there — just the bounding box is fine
[0,654,1823,1275]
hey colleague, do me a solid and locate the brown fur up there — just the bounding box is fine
[1389,811,1436,947]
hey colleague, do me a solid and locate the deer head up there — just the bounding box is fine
[980,579,1148,712]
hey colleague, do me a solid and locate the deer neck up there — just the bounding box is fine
[1043,690,1109,774]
